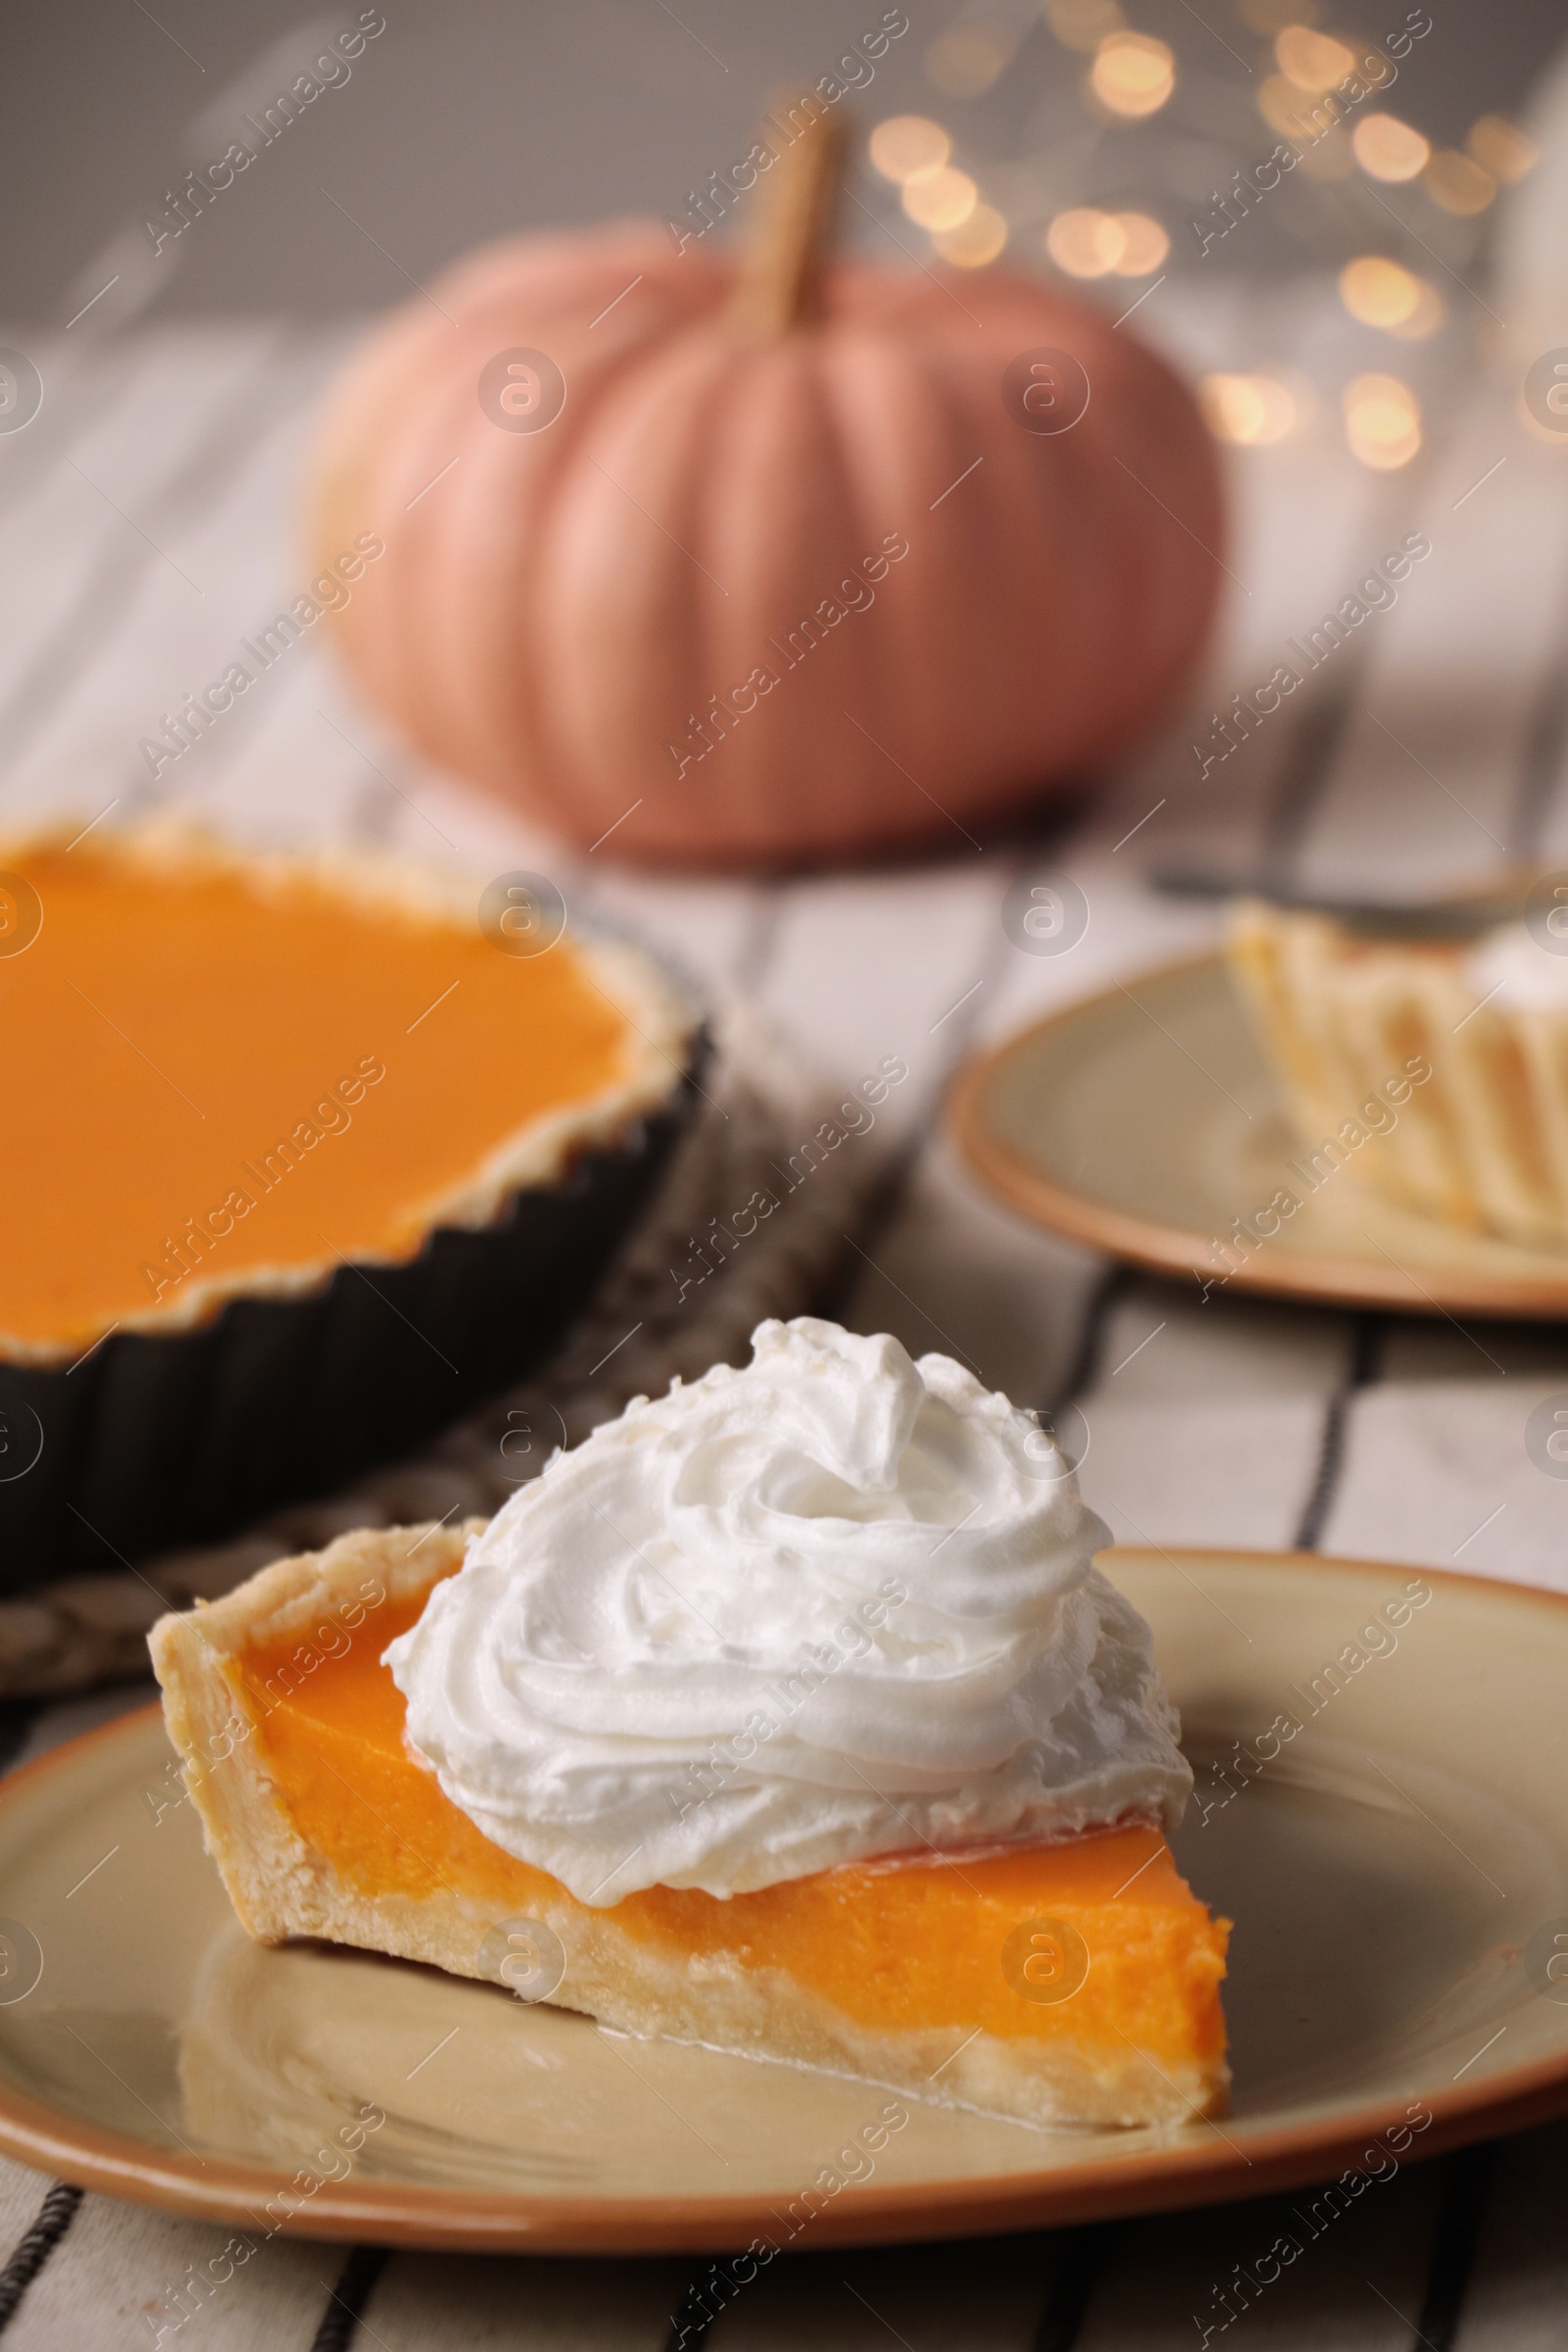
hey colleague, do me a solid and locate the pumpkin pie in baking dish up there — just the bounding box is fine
[153,1318,1230,2131]
[1,826,687,1354]
[0,824,696,1579]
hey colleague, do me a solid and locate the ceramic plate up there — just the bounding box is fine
[951,955,1568,1317]
[0,1549,1566,2252]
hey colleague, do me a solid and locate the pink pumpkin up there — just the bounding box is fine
[309,214,1223,868]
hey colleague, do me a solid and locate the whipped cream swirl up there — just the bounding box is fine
[386,1318,1191,1904]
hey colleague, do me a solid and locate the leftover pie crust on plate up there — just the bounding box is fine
[952,956,1568,1317]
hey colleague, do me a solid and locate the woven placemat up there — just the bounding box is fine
[0,1007,878,1697]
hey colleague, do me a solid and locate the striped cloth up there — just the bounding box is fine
[1,288,1566,2346]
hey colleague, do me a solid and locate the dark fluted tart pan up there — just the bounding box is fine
[0,1050,701,1588]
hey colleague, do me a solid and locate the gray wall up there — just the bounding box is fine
[3,0,1562,321]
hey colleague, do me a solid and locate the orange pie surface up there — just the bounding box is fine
[0,843,636,1348]
[234,1584,1231,2075]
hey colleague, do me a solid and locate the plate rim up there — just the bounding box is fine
[949,955,1568,1320]
[1,1545,1566,2254]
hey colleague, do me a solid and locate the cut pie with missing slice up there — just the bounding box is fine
[1226,897,1568,1250]
[151,1524,1231,2132]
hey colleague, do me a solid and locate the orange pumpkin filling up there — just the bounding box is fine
[0,843,635,1348]
[234,1585,1230,2074]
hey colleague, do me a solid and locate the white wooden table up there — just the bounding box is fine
[1,290,1566,2348]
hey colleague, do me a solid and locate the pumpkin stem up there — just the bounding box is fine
[728,93,844,335]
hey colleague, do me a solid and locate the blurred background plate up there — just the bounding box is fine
[951,956,1568,1319]
[0,1547,1564,2251]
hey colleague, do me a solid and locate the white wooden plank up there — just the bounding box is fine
[7,2190,332,2352]
[1090,1280,1349,1407]
[1085,1384,1326,1554]
[0,330,171,566]
[0,326,297,730]
[0,2160,65,2293]
[0,328,225,548]
[313,731,572,873]
[841,1133,1106,1408]
[1324,1370,1568,1592]
[170,654,481,858]
[974,841,1226,1052]
[179,642,775,1012]
[1075,1282,1348,1553]
[757,859,1000,1123]
[572,868,772,1005]
[0,334,341,824]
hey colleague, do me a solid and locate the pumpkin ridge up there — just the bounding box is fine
[527,325,740,834]
[810,323,933,803]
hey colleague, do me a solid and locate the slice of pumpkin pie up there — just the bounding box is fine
[151,1318,1229,2131]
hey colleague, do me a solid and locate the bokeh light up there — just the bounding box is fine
[925,24,1017,97]
[1352,114,1431,182]
[902,167,979,232]
[1047,207,1126,276]
[1045,0,1124,52]
[1339,256,1423,328]
[1424,150,1495,214]
[868,116,952,185]
[1467,115,1537,183]
[1389,281,1445,340]
[1091,30,1175,118]
[1110,212,1169,274]
[1046,209,1169,278]
[1275,24,1354,91]
[934,203,1009,268]
[1344,374,1421,468]
[1200,374,1298,446]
